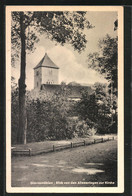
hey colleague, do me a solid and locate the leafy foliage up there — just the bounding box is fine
[75,120,96,137]
[11,11,93,61]
[87,35,118,96]
[114,19,118,31]
[11,88,19,144]
[11,87,75,144]
[26,99,70,141]
[75,84,117,134]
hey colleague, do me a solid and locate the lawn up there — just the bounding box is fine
[12,140,117,187]
[13,134,117,151]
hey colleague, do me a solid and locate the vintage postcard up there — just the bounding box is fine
[6,6,124,193]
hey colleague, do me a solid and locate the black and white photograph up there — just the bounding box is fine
[6,6,124,193]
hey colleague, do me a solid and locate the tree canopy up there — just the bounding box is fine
[87,34,118,96]
[11,11,93,58]
[74,84,117,134]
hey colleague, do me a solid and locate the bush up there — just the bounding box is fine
[11,86,100,144]
[11,88,19,144]
[75,120,96,137]
[11,88,75,144]
[26,98,72,142]
[74,86,117,135]
[66,117,96,138]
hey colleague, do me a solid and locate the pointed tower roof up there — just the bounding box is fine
[34,53,59,69]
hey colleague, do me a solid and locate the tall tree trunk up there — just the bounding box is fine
[17,12,27,144]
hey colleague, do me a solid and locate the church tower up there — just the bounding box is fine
[34,53,59,89]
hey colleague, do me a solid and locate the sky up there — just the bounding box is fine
[12,11,117,90]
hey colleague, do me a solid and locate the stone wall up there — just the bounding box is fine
[34,67,42,89]
[42,67,59,85]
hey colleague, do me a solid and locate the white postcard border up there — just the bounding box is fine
[6,6,124,193]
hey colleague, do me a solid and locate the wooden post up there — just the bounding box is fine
[102,138,103,143]
[29,148,31,156]
[71,142,73,148]
[113,137,114,140]
[84,140,86,146]
[94,139,96,144]
[108,137,109,141]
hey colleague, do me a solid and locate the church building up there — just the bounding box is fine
[34,53,59,89]
[31,53,93,101]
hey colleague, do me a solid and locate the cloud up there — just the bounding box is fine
[22,44,107,89]
[46,45,107,85]
[13,40,107,90]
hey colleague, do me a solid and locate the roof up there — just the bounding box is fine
[41,84,93,99]
[34,53,59,69]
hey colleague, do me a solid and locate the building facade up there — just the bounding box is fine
[32,53,93,101]
[34,53,59,89]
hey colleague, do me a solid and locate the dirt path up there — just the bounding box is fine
[12,140,117,187]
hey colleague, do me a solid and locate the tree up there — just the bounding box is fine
[87,35,118,96]
[51,82,70,118]
[75,85,117,134]
[27,83,74,141]
[114,19,118,31]
[11,76,17,90]
[11,87,19,144]
[11,11,93,143]
[75,91,99,124]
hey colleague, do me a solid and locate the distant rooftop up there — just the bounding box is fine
[34,53,59,69]
[41,84,93,99]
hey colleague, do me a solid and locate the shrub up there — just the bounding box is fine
[11,88,19,144]
[11,89,75,143]
[75,120,96,137]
